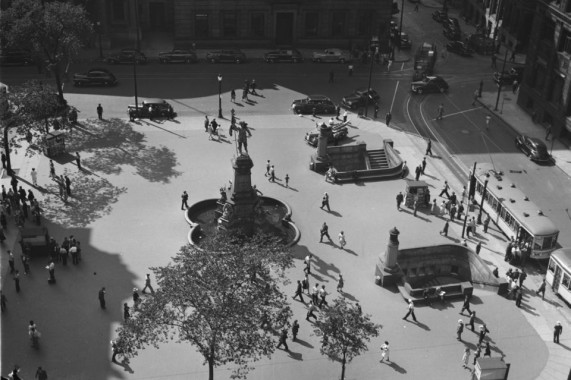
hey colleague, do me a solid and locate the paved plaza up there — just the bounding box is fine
[2,88,569,379]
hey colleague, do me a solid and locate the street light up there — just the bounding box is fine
[477,177,489,224]
[217,74,223,118]
[494,48,509,111]
[365,36,379,117]
[97,22,103,59]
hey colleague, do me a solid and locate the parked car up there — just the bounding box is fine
[432,10,449,23]
[515,135,550,162]
[291,95,336,115]
[206,49,247,64]
[446,41,474,57]
[411,76,449,94]
[73,68,117,87]
[312,48,351,63]
[305,121,349,147]
[105,49,147,64]
[127,98,176,120]
[341,88,380,110]
[394,32,412,49]
[494,67,524,86]
[158,49,197,64]
[264,49,303,63]
[443,26,462,41]
[0,48,32,66]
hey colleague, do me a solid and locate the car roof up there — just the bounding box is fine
[308,95,331,100]
[525,136,546,147]
[143,98,167,104]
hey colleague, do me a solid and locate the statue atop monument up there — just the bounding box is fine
[230,121,252,155]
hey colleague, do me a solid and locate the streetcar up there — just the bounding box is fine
[546,248,571,303]
[472,164,559,259]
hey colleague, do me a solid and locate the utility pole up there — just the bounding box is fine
[494,48,509,111]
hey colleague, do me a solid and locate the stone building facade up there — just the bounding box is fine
[88,0,392,52]
[517,0,571,138]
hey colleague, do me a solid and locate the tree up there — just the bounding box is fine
[115,234,294,380]
[0,0,93,101]
[313,298,381,380]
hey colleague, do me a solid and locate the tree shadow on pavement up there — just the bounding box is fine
[66,118,181,183]
[40,172,126,228]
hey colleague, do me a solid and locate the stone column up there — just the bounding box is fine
[384,227,400,270]
[310,123,332,172]
[375,227,402,287]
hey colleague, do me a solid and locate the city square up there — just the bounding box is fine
[1,0,571,379]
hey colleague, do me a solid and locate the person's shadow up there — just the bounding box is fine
[386,360,407,374]
[113,358,134,374]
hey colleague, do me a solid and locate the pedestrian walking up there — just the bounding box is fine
[457,319,464,340]
[421,157,427,174]
[231,89,236,103]
[75,152,82,170]
[29,321,41,348]
[553,321,563,343]
[465,311,476,331]
[401,160,408,178]
[320,192,330,211]
[473,346,482,366]
[65,175,71,196]
[285,174,289,188]
[396,191,404,210]
[265,160,271,176]
[142,273,154,294]
[1,151,6,169]
[123,303,130,320]
[460,294,472,315]
[472,89,479,106]
[338,231,346,249]
[440,219,449,236]
[328,71,335,83]
[99,287,106,309]
[35,366,48,380]
[425,139,433,156]
[320,222,332,243]
[49,159,56,178]
[292,320,299,341]
[485,114,491,130]
[415,165,422,181]
[269,165,276,182]
[250,79,257,95]
[478,324,490,345]
[475,241,482,255]
[536,278,546,300]
[303,254,312,275]
[380,341,390,363]
[47,261,55,283]
[439,181,450,198]
[461,347,470,368]
[293,280,305,303]
[181,191,189,210]
[515,287,523,307]
[31,168,38,186]
[337,273,344,292]
[478,80,483,98]
[512,79,519,94]
[97,103,103,120]
[306,301,318,321]
[413,196,419,217]
[343,110,348,122]
[374,104,379,119]
[8,251,15,274]
[204,116,209,132]
[402,299,417,321]
[133,287,141,309]
[437,103,444,120]
[319,285,328,307]
[483,215,490,233]
[302,274,310,294]
[14,270,21,292]
[311,283,319,304]
[387,59,393,71]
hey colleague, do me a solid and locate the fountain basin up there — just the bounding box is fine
[185,196,300,247]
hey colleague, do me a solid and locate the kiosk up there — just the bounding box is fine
[404,180,431,208]
[45,130,66,157]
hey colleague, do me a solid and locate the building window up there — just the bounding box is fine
[222,12,238,37]
[195,13,209,38]
[357,12,371,37]
[305,12,318,37]
[111,0,127,22]
[251,13,264,37]
[551,76,564,105]
[332,12,346,36]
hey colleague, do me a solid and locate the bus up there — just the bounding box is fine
[472,164,559,259]
[546,248,571,304]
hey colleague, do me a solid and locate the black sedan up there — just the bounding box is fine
[291,95,336,115]
[494,67,524,86]
[158,49,197,63]
[341,88,380,110]
[73,68,117,87]
[446,41,473,57]
[411,76,449,94]
[105,49,147,64]
[264,49,303,63]
[515,135,550,162]
[206,49,247,63]
[128,98,176,120]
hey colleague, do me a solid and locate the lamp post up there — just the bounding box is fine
[462,162,477,238]
[365,36,379,117]
[217,74,223,118]
[133,56,139,113]
[477,177,489,224]
[494,48,509,111]
[97,22,103,59]
[398,0,404,42]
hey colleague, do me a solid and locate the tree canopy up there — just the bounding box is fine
[115,234,294,380]
[313,297,381,380]
[0,0,93,100]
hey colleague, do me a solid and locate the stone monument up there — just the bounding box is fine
[217,154,260,235]
[375,227,403,287]
[310,123,332,172]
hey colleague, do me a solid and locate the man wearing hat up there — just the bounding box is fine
[403,299,417,322]
[554,321,563,343]
[133,288,141,310]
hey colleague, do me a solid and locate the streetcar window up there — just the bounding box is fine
[548,258,556,272]
[562,273,570,289]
